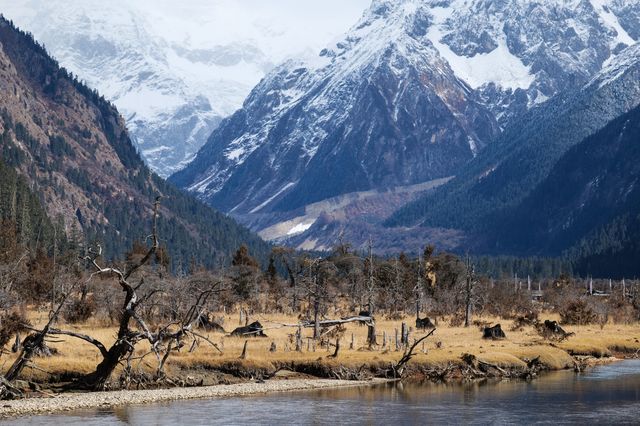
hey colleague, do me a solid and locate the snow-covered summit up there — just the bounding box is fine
[172,0,640,246]
[171,0,500,216]
[420,0,639,123]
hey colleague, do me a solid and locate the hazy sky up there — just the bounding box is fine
[0,0,373,116]
[0,0,373,61]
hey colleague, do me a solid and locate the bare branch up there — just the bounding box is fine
[47,328,109,359]
[393,328,436,377]
[124,196,161,281]
[188,331,223,354]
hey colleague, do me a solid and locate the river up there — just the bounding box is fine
[3,360,640,425]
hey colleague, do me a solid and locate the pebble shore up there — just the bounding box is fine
[0,379,377,418]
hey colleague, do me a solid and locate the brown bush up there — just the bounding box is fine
[482,283,536,319]
[0,312,28,348]
[17,250,54,304]
[560,299,597,325]
[64,296,96,323]
[448,314,464,327]
[607,291,638,324]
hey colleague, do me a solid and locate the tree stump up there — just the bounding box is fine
[367,324,377,347]
[11,333,21,353]
[395,328,399,351]
[295,326,302,352]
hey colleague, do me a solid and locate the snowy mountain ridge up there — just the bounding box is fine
[173,0,640,251]
[172,0,502,215]
[422,0,639,122]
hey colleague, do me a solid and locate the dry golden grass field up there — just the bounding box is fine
[2,310,640,383]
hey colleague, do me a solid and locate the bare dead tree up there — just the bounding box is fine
[66,197,163,389]
[299,257,335,340]
[272,247,299,312]
[464,256,477,328]
[365,238,376,314]
[392,328,436,377]
[4,196,194,391]
[2,286,71,395]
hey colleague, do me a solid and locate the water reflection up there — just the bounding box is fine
[3,360,640,425]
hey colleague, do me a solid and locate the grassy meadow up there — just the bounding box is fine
[3,309,639,384]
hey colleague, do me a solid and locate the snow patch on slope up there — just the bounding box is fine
[591,0,635,48]
[287,222,314,236]
[427,4,533,90]
[249,182,297,214]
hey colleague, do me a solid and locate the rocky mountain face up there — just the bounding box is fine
[388,41,640,263]
[0,17,269,267]
[172,0,640,252]
[432,0,639,124]
[171,0,502,218]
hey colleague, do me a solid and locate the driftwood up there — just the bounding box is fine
[272,316,375,332]
[303,316,374,328]
[461,353,509,376]
[0,376,22,400]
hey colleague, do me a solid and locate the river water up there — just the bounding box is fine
[4,360,640,425]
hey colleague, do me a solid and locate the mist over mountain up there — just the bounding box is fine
[0,0,370,177]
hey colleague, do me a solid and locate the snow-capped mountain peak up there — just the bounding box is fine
[172,0,640,250]
[171,0,501,216]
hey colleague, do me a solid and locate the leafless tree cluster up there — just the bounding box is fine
[1,198,223,398]
[2,201,640,398]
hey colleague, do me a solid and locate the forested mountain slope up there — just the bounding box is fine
[387,43,640,236]
[0,17,269,267]
[497,104,640,277]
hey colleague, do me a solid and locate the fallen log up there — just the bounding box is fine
[0,376,23,400]
[269,316,375,330]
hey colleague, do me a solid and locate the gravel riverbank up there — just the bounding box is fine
[0,379,380,418]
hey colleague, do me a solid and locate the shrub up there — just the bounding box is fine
[560,299,597,325]
[64,296,96,323]
[0,312,28,348]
